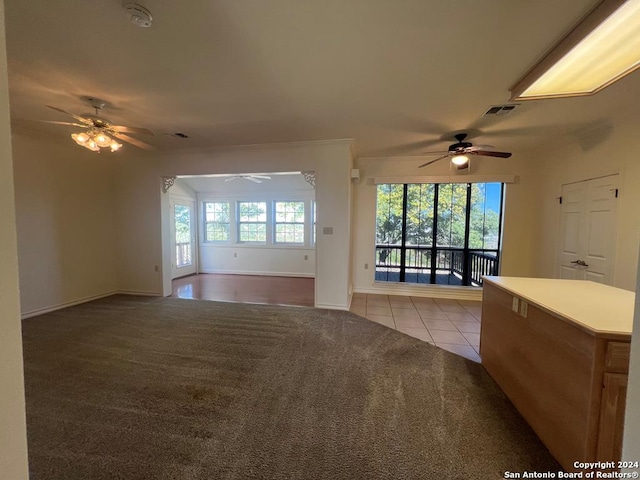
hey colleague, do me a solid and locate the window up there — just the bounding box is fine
[238,201,267,243]
[204,202,230,242]
[375,182,504,286]
[274,202,305,244]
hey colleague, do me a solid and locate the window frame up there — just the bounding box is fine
[203,201,231,243]
[237,200,268,244]
[374,181,504,286]
[273,201,306,245]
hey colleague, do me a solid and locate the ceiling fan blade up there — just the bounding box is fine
[113,133,155,150]
[467,144,495,151]
[110,125,154,136]
[224,176,240,182]
[45,105,92,125]
[251,175,271,180]
[39,120,88,128]
[418,154,450,168]
[246,177,262,183]
[471,150,512,158]
[421,150,449,155]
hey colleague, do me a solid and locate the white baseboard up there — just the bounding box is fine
[199,269,315,278]
[116,290,163,297]
[21,291,119,319]
[353,283,483,301]
[20,290,163,319]
[315,302,349,311]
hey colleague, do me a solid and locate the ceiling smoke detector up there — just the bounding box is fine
[124,3,153,28]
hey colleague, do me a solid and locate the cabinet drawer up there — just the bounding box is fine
[605,342,630,373]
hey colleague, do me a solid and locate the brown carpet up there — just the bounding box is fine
[22,295,560,479]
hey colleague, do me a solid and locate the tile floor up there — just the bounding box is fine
[350,293,482,363]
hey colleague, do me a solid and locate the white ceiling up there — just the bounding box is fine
[5,0,640,159]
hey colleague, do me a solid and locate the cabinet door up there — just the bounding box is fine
[596,373,627,462]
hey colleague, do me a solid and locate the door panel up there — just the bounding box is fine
[170,199,197,279]
[556,175,618,284]
[558,182,586,277]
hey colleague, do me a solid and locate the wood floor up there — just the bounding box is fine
[171,273,315,307]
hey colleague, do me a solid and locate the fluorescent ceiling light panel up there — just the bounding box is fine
[510,0,640,100]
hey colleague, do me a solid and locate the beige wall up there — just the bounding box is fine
[530,113,640,291]
[12,132,119,316]
[0,0,29,476]
[115,140,353,309]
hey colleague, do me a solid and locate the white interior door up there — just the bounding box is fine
[556,175,619,284]
[171,199,197,279]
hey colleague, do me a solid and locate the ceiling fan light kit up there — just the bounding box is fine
[451,154,469,166]
[510,0,640,100]
[71,130,122,152]
[43,99,154,153]
[418,133,512,169]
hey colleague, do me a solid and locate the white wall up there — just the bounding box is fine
[0,1,29,476]
[12,131,119,316]
[115,154,166,295]
[623,245,640,464]
[116,140,353,309]
[530,113,640,291]
[524,113,640,458]
[189,174,315,277]
[351,154,536,299]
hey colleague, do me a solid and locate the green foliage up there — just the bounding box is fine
[174,205,191,243]
[376,182,501,250]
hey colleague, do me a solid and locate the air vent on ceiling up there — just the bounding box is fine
[483,104,519,116]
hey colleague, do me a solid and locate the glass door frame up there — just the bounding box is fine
[375,182,504,287]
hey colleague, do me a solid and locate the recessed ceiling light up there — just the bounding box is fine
[510,0,640,100]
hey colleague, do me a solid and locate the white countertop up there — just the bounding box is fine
[483,276,635,336]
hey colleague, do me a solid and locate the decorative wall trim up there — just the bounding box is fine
[301,171,316,188]
[162,176,177,193]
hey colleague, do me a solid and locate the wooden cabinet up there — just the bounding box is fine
[480,277,632,472]
[597,373,628,461]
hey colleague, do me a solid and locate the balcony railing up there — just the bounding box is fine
[176,241,192,268]
[375,244,498,286]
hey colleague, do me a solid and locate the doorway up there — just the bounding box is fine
[375,182,504,286]
[170,199,197,279]
[556,174,619,284]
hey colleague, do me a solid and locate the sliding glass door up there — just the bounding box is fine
[375,182,503,286]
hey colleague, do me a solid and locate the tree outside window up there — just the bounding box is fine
[274,201,305,244]
[204,202,230,242]
[238,201,267,243]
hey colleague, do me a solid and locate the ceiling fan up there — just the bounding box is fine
[418,133,512,169]
[224,175,272,184]
[41,98,154,152]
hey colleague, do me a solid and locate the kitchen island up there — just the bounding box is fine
[480,276,634,472]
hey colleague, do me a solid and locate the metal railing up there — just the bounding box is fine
[375,244,498,286]
[176,241,192,267]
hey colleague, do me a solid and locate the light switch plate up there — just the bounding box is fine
[512,296,519,313]
[520,300,528,318]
